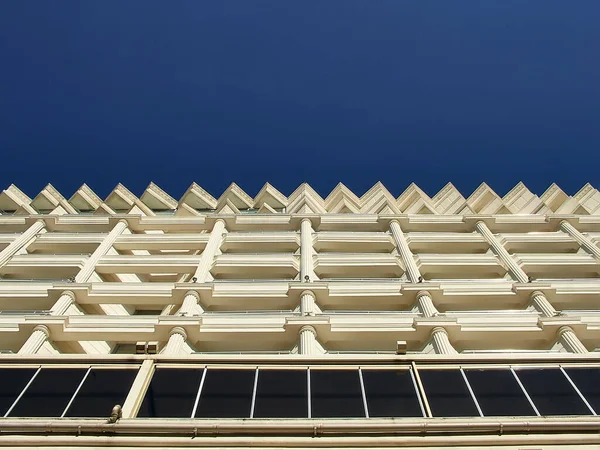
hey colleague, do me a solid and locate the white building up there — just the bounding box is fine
[1,181,600,449]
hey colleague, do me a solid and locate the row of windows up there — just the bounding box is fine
[1,365,599,419]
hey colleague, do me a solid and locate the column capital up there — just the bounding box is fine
[60,290,76,301]
[214,218,227,226]
[169,326,187,340]
[559,219,571,227]
[116,218,129,226]
[530,290,546,299]
[431,326,449,336]
[300,290,316,298]
[32,325,50,337]
[416,290,432,300]
[557,325,576,337]
[184,290,200,301]
[301,217,313,225]
[299,325,317,336]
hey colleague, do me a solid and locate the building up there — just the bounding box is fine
[1,181,600,449]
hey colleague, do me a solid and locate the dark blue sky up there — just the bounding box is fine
[1,1,599,200]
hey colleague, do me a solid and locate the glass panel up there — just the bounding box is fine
[253,370,307,418]
[138,368,202,418]
[310,370,364,418]
[418,369,478,417]
[0,368,37,416]
[362,370,422,417]
[8,368,86,417]
[195,369,255,418]
[516,369,590,415]
[565,368,600,413]
[65,369,137,417]
[464,369,536,416]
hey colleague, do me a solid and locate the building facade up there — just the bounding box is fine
[1,181,600,448]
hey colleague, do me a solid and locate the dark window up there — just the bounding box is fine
[418,370,479,417]
[516,369,591,416]
[65,369,137,417]
[253,370,307,418]
[9,368,87,417]
[0,368,37,416]
[362,370,422,417]
[565,368,600,413]
[138,369,202,418]
[195,369,255,418]
[310,370,364,418]
[464,369,535,416]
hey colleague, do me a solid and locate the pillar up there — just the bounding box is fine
[559,221,600,260]
[163,327,187,355]
[557,326,588,354]
[177,290,203,316]
[431,327,457,354]
[416,291,438,317]
[300,219,315,281]
[475,221,529,283]
[18,325,50,354]
[299,325,318,355]
[530,291,557,317]
[389,220,421,282]
[49,290,76,316]
[300,290,317,316]
[75,219,129,283]
[0,219,45,268]
[192,219,227,282]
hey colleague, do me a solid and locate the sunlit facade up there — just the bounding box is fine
[1,181,600,449]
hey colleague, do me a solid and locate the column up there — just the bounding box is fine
[300,290,317,316]
[431,327,457,354]
[0,219,45,268]
[75,219,129,283]
[475,221,529,283]
[49,290,76,316]
[389,220,421,283]
[177,290,203,316]
[557,326,588,354]
[163,327,187,355]
[416,291,438,317]
[299,325,318,355]
[192,219,227,282]
[530,291,557,317]
[121,360,155,419]
[300,219,315,281]
[559,221,600,260]
[18,325,50,354]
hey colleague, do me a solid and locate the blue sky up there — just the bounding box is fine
[1,1,599,200]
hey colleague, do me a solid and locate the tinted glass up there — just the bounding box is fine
[418,370,478,417]
[0,369,36,416]
[311,370,364,418]
[9,368,86,417]
[254,370,307,418]
[138,368,202,418]
[195,369,255,418]
[362,370,422,417]
[465,369,535,416]
[66,369,137,417]
[565,368,600,413]
[516,369,590,415]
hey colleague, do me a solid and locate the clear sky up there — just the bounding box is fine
[1,1,599,201]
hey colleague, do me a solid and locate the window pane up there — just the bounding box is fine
[9,368,86,417]
[362,370,422,417]
[65,369,137,417]
[138,368,202,418]
[418,370,478,417]
[464,369,535,416]
[565,368,600,413]
[195,369,255,418]
[311,370,364,418]
[0,369,37,416]
[254,370,307,418]
[516,369,590,416]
